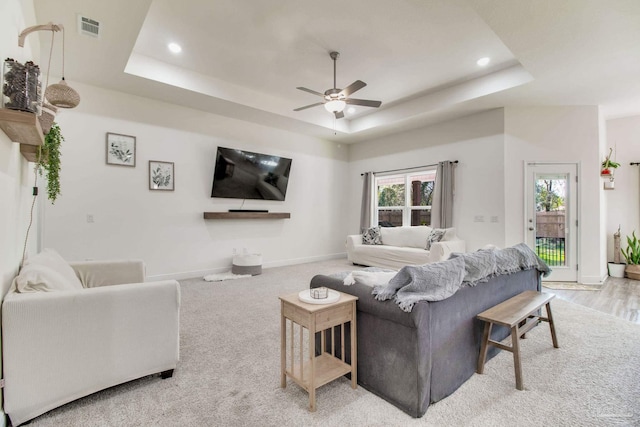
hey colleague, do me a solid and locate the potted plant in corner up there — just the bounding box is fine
[621,230,640,280]
[608,226,626,278]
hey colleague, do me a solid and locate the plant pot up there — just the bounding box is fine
[608,262,626,278]
[624,264,640,280]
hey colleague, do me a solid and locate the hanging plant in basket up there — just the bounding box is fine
[37,122,63,203]
[601,147,620,175]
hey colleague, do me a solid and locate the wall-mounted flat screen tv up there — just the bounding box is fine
[211,147,292,201]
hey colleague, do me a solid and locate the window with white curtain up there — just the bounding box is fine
[374,169,436,227]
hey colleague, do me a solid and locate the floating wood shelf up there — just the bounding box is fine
[0,108,44,162]
[20,144,39,162]
[203,212,291,220]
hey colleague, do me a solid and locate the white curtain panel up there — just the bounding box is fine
[360,172,373,232]
[431,161,456,228]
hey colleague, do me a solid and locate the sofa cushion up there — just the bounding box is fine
[24,248,83,290]
[13,263,81,292]
[380,226,431,248]
[442,227,457,241]
[362,227,382,245]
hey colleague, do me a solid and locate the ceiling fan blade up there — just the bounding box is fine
[346,98,382,108]
[339,80,366,97]
[296,87,324,97]
[334,111,345,119]
[293,102,324,111]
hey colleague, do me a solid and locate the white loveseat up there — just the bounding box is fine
[2,249,181,426]
[346,226,466,270]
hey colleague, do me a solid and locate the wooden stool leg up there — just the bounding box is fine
[519,319,527,339]
[546,302,559,348]
[281,310,286,388]
[511,325,523,390]
[477,321,492,374]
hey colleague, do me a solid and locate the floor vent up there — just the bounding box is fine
[77,15,100,38]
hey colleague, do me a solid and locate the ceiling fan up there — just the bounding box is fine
[294,51,382,119]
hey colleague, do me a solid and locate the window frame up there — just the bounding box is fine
[373,168,436,227]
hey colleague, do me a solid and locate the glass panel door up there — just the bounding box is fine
[525,164,577,282]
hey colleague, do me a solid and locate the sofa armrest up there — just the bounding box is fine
[70,259,145,288]
[346,234,363,251]
[428,239,466,263]
[2,280,180,426]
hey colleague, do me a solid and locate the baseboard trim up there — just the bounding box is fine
[580,275,605,285]
[147,253,347,281]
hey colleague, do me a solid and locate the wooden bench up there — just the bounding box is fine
[476,290,559,390]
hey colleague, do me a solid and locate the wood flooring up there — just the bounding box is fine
[546,277,640,324]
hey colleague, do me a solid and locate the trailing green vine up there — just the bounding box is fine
[38,122,63,203]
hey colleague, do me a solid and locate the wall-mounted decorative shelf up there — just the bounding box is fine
[203,212,291,220]
[19,144,39,162]
[0,108,44,161]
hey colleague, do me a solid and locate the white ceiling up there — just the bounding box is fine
[32,0,640,143]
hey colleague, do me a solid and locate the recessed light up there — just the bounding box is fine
[168,43,182,54]
[347,107,356,114]
[477,57,490,66]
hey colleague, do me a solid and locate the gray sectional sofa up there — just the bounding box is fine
[310,268,541,417]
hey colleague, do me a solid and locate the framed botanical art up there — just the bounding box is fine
[149,160,175,191]
[106,132,136,167]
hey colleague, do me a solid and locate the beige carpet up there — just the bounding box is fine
[28,259,640,426]
[542,282,603,291]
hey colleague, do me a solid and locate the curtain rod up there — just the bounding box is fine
[631,162,640,166]
[360,160,458,176]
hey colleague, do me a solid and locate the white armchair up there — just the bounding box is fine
[2,251,180,426]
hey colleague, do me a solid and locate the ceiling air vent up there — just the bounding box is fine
[77,15,101,38]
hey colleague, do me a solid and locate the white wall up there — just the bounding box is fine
[347,109,506,251]
[0,0,39,423]
[605,115,640,261]
[45,83,349,279]
[0,0,40,295]
[503,106,605,283]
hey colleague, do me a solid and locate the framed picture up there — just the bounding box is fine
[106,133,136,167]
[149,160,175,191]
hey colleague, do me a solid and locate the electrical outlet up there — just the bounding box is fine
[474,215,485,222]
[86,214,94,223]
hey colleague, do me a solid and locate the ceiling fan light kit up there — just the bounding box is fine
[295,51,381,119]
[325,99,346,113]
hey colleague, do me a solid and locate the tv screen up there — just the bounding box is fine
[211,147,292,201]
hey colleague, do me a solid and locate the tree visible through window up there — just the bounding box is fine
[375,170,436,227]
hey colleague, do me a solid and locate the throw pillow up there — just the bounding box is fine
[425,228,446,250]
[362,226,382,245]
[13,263,81,292]
[24,248,83,289]
[449,249,497,284]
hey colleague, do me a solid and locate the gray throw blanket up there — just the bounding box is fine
[372,257,466,312]
[495,243,551,277]
[371,243,551,313]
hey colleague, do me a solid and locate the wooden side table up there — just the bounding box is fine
[279,290,358,411]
